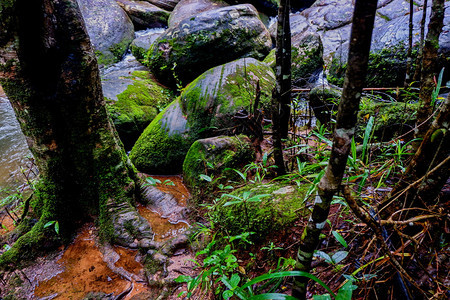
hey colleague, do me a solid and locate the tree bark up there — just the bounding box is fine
[414,0,445,148]
[412,0,428,83]
[292,0,378,298]
[404,0,414,87]
[0,0,152,268]
[271,0,291,175]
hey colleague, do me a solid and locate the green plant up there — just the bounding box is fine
[221,191,271,231]
[143,176,175,186]
[44,220,60,234]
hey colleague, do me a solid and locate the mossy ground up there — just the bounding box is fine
[209,183,309,242]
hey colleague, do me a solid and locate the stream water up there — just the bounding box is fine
[0,87,31,190]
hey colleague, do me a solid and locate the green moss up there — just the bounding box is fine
[329,44,419,87]
[129,98,193,174]
[183,135,255,197]
[210,183,309,242]
[357,100,419,141]
[106,71,173,149]
[95,39,133,66]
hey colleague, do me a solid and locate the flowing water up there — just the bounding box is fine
[0,87,32,190]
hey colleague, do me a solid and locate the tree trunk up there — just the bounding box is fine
[271,0,291,175]
[292,0,378,298]
[404,0,414,87]
[0,0,152,268]
[414,0,445,148]
[412,0,428,83]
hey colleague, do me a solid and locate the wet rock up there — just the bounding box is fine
[168,0,229,27]
[141,185,188,219]
[116,0,170,30]
[183,135,255,195]
[264,32,324,87]
[107,200,154,247]
[146,4,272,88]
[130,58,274,173]
[160,233,190,255]
[130,28,165,61]
[77,0,135,66]
[102,64,173,150]
[227,0,278,16]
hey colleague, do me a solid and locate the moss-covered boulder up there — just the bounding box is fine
[116,0,170,30]
[210,183,309,241]
[130,98,191,173]
[182,135,255,193]
[168,0,229,28]
[103,70,172,149]
[357,100,418,141]
[147,4,272,87]
[181,57,275,135]
[77,0,135,66]
[264,32,323,87]
[130,58,275,173]
[308,84,341,126]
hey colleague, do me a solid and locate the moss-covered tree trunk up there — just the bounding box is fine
[292,0,377,298]
[414,0,445,148]
[0,0,152,268]
[271,0,291,175]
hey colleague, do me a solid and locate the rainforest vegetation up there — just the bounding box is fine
[0,0,448,299]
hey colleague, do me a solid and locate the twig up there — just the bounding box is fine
[342,186,431,298]
[379,155,450,215]
[381,214,444,225]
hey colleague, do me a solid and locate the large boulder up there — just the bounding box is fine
[77,0,135,66]
[146,4,272,88]
[129,98,191,174]
[102,60,173,150]
[182,135,255,194]
[264,32,323,87]
[116,0,170,30]
[168,0,229,28]
[130,58,275,173]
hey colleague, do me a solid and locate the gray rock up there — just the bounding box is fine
[130,28,165,61]
[264,32,324,87]
[146,4,272,87]
[77,0,135,66]
[116,0,170,30]
[168,0,229,28]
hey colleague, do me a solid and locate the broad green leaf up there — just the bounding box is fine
[54,221,60,234]
[336,280,357,300]
[230,273,241,287]
[314,250,333,264]
[175,275,192,283]
[332,251,349,264]
[44,221,55,228]
[199,174,212,182]
[239,271,335,297]
[313,294,332,300]
[332,231,348,248]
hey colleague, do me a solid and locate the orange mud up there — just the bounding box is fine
[34,224,146,299]
[138,175,190,242]
[0,215,15,235]
[33,176,191,298]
